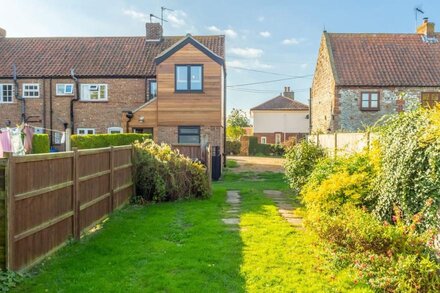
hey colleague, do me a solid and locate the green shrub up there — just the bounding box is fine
[371,106,440,230]
[133,140,210,202]
[284,140,326,192]
[32,134,50,154]
[269,144,285,156]
[248,136,258,155]
[225,141,241,155]
[71,133,150,149]
[0,270,26,292]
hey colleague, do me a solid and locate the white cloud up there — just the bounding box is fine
[230,47,263,58]
[227,59,272,69]
[123,9,148,22]
[207,26,237,38]
[259,31,271,38]
[166,10,187,28]
[257,16,265,22]
[282,38,301,45]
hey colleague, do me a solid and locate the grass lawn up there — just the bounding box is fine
[13,171,371,292]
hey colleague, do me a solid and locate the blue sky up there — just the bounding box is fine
[1,0,439,115]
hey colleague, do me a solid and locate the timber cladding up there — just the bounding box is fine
[156,43,222,126]
[1,146,134,270]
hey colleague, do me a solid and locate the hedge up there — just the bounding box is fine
[225,141,241,155]
[32,134,50,154]
[71,133,151,149]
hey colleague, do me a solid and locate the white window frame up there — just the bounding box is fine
[23,83,40,98]
[261,137,267,144]
[275,133,282,145]
[107,127,123,134]
[0,84,14,104]
[80,84,108,101]
[77,128,96,135]
[56,83,74,96]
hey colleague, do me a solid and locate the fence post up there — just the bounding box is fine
[72,148,80,240]
[131,146,136,199]
[109,146,114,211]
[6,155,15,270]
[334,133,338,158]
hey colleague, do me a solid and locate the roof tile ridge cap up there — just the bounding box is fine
[250,95,283,110]
[323,31,340,85]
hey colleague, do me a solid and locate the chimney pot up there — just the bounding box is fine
[0,27,6,38]
[417,18,435,36]
[146,22,163,42]
[283,86,294,99]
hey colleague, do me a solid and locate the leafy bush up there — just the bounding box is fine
[269,144,285,156]
[371,106,440,230]
[0,270,25,292]
[71,133,150,149]
[225,140,241,155]
[247,136,259,155]
[32,134,50,154]
[133,139,210,202]
[284,140,326,192]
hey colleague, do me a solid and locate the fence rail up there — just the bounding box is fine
[308,132,378,156]
[0,145,134,270]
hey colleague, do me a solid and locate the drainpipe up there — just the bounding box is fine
[42,77,46,129]
[49,78,53,146]
[12,64,26,122]
[223,67,227,168]
[70,69,79,134]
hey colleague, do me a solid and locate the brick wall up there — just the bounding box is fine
[311,33,336,133]
[253,132,305,144]
[0,77,147,139]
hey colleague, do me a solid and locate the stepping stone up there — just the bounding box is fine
[222,218,240,225]
[264,190,282,196]
[287,218,303,226]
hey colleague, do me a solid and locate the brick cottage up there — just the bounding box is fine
[311,18,440,133]
[0,23,225,159]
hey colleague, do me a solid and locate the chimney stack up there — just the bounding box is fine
[146,22,163,42]
[0,27,6,38]
[283,86,294,99]
[417,17,435,36]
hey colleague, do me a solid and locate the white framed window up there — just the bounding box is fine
[108,127,123,134]
[80,84,108,101]
[56,84,74,96]
[0,84,14,103]
[261,137,267,144]
[23,83,40,98]
[77,128,96,135]
[275,133,282,145]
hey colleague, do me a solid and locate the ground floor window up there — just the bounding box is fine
[275,133,282,145]
[0,84,13,103]
[77,128,96,135]
[108,127,123,134]
[133,128,153,136]
[178,126,200,144]
[261,137,267,144]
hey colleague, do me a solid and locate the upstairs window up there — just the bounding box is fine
[175,65,203,92]
[0,84,13,103]
[360,92,379,111]
[148,80,157,100]
[421,92,440,108]
[178,126,200,144]
[107,127,123,134]
[81,84,108,101]
[56,84,74,96]
[23,83,40,98]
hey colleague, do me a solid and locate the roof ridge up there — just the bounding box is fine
[2,35,223,40]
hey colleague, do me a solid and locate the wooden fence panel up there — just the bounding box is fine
[0,146,134,270]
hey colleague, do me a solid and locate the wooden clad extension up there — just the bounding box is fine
[157,43,222,126]
[0,146,134,270]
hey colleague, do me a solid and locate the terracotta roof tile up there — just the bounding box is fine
[251,95,309,111]
[327,33,440,86]
[0,35,224,77]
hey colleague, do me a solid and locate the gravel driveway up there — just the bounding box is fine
[228,156,285,173]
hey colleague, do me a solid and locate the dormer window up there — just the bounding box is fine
[175,65,203,92]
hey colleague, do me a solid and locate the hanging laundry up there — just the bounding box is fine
[60,132,66,144]
[10,128,25,156]
[0,130,12,153]
[23,125,34,153]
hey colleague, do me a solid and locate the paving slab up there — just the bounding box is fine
[263,190,303,229]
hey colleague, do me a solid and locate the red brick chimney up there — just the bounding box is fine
[417,18,435,36]
[146,23,163,42]
[283,86,294,99]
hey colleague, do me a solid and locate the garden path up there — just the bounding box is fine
[264,190,303,229]
[222,190,241,229]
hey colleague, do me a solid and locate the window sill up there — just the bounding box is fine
[79,100,109,103]
[174,91,204,94]
[360,108,380,112]
[173,143,201,146]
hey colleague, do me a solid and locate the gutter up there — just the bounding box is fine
[70,69,79,134]
[12,64,26,122]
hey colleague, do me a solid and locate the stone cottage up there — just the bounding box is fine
[311,18,440,133]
